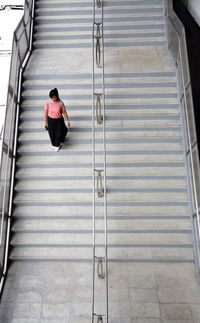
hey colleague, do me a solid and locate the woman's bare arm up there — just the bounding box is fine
[44,109,48,127]
[63,110,71,127]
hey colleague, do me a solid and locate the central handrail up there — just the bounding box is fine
[92,0,108,321]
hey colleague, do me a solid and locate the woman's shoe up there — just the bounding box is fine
[55,145,61,152]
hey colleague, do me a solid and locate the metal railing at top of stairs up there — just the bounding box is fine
[164,0,200,277]
[92,0,108,322]
[0,0,35,294]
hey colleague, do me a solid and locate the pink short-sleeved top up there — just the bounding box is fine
[44,100,66,119]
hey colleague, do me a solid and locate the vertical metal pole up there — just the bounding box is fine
[92,0,96,320]
[101,2,108,320]
[92,0,108,321]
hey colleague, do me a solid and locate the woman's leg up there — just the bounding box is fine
[60,117,68,143]
[48,116,60,147]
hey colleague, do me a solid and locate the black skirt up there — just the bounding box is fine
[47,116,68,147]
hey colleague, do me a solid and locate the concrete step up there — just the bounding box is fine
[21,89,178,98]
[34,19,165,30]
[12,205,189,219]
[16,154,184,165]
[19,118,181,129]
[9,245,194,261]
[17,136,183,146]
[10,231,193,245]
[21,94,178,105]
[18,124,182,134]
[22,72,176,82]
[15,164,186,176]
[11,218,191,231]
[18,128,182,140]
[13,190,188,203]
[21,83,178,94]
[33,29,165,40]
[14,177,187,189]
[35,1,163,10]
[34,8,164,20]
[32,37,166,49]
[20,108,180,118]
[16,144,183,154]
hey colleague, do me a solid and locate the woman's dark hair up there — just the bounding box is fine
[49,88,60,100]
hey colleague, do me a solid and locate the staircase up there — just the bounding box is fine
[1,0,200,322]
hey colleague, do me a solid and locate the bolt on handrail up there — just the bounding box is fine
[164,0,200,276]
[92,0,108,321]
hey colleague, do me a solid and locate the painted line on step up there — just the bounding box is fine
[23,72,175,80]
[13,201,188,207]
[14,188,187,193]
[13,215,190,220]
[20,115,180,121]
[16,162,185,168]
[19,126,181,133]
[15,175,186,181]
[17,150,183,157]
[14,215,190,221]
[34,16,164,25]
[34,32,165,41]
[18,138,182,145]
[20,105,179,112]
[34,24,165,32]
[23,82,176,90]
[33,41,166,49]
[22,93,177,100]
[11,243,193,248]
[9,258,195,263]
[35,1,163,9]
[109,258,195,263]
[35,8,163,17]
[11,229,191,234]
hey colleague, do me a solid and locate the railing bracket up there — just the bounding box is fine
[95,169,104,198]
[94,93,103,124]
[96,256,105,279]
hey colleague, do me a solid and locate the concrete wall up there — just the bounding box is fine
[187,0,200,26]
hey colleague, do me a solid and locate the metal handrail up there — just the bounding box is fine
[164,0,200,275]
[95,22,102,68]
[92,0,108,321]
[0,0,35,294]
[95,169,104,198]
[94,93,103,124]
